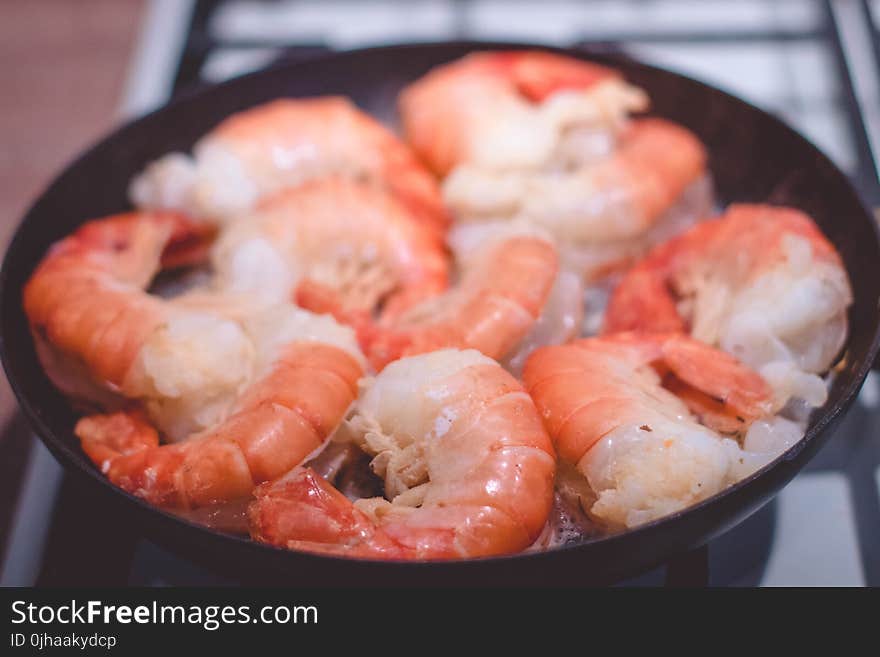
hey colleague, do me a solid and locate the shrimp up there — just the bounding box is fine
[363,234,558,370]
[23,209,363,447]
[604,204,853,408]
[76,307,364,510]
[447,221,583,376]
[443,119,710,280]
[399,51,709,280]
[22,210,215,409]
[523,333,799,529]
[210,177,449,324]
[130,97,448,234]
[248,349,556,559]
[400,50,649,175]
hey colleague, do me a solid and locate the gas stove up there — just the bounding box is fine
[2,0,879,587]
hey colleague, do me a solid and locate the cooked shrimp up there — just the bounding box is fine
[502,269,584,376]
[76,308,364,509]
[400,51,709,279]
[400,50,649,175]
[523,333,798,529]
[130,97,448,234]
[249,349,556,559]
[447,221,583,376]
[23,210,261,440]
[22,210,214,408]
[443,119,709,280]
[23,209,362,447]
[364,234,558,370]
[210,177,449,323]
[604,204,853,408]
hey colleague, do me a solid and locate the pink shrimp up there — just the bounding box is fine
[400,51,709,280]
[248,349,556,559]
[77,339,363,510]
[523,333,781,528]
[604,204,852,407]
[23,210,213,404]
[400,50,648,176]
[131,97,448,235]
[25,209,367,512]
[210,177,450,324]
[362,234,558,370]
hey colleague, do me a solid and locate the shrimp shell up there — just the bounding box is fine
[131,97,449,234]
[524,333,780,528]
[249,349,556,559]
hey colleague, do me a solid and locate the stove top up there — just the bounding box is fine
[2,0,879,587]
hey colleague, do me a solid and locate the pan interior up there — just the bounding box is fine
[1,42,878,573]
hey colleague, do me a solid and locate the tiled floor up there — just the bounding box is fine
[0,0,145,426]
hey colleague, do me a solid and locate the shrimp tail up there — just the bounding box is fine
[77,409,159,469]
[498,50,622,102]
[603,268,684,333]
[75,409,201,508]
[660,335,775,433]
[249,468,404,558]
[294,279,375,340]
[160,219,217,269]
[363,328,439,372]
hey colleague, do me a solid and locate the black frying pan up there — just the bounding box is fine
[2,42,879,586]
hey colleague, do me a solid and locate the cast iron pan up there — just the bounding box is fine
[2,42,879,586]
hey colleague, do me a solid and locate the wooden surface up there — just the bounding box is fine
[0,0,145,427]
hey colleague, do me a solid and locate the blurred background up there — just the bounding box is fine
[2,0,879,586]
